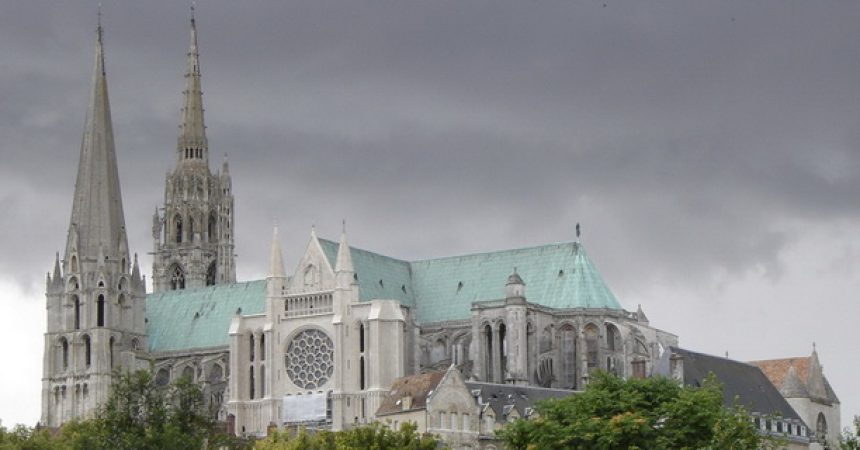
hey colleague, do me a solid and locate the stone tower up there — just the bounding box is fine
[152,11,236,292]
[41,21,148,427]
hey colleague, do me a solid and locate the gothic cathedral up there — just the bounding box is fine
[40,13,840,450]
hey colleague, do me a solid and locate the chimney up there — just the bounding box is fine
[401,396,413,410]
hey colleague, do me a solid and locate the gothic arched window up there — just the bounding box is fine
[249,366,255,400]
[484,324,494,381]
[208,213,217,242]
[303,264,318,288]
[97,295,105,327]
[606,323,621,352]
[109,337,115,368]
[182,366,194,382]
[155,368,170,386]
[73,295,81,330]
[498,323,507,378]
[206,261,216,286]
[584,323,599,370]
[559,324,577,389]
[174,215,183,244]
[260,365,266,398]
[169,264,185,290]
[817,413,828,442]
[83,335,91,367]
[60,337,69,370]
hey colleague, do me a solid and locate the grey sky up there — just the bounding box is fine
[1,0,858,428]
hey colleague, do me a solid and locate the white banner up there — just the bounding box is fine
[282,393,327,423]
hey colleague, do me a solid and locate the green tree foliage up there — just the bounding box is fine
[254,422,441,450]
[0,424,61,450]
[499,371,776,450]
[0,370,245,450]
[841,416,860,450]
[59,370,215,449]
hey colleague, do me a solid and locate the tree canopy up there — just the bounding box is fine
[253,422,440,450]
[498,371,777,450]
[1,370,241,450]
[841,415,860,450]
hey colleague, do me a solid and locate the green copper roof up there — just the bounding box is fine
[147,241,621,353]
[410,242,622,323]
[318,239,415,306]
[320,239,622,324]
[146,280,266,353]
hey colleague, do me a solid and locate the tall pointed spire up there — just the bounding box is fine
[67,17,127,261]
[177,5,208,164]
[269,225,285,278]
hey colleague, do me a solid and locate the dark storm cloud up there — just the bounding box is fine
[3,0,860,291]
[3,0,860,426]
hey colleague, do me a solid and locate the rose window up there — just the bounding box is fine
[285,329,334,389]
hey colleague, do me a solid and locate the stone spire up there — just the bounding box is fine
[269,225,285,278]
[177,5,208,164]
[335,221,354,274]
[335,221,355,289]
[67,20,127,261]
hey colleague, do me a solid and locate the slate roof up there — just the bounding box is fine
[320,239,622,323]
[146,280,266,353]
[750,357,840,404]
[376,370,447,416]
[656,347,803,422]
[465,382,574,423]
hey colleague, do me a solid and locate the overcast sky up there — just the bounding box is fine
[1,0,859,429]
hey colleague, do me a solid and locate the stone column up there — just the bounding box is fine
[491,323,501,383]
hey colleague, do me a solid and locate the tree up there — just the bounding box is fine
[498,371,776,450]
[58,369,244,450]
[0,423,62,450]
[841,416,860,450]
[254,422,441,450]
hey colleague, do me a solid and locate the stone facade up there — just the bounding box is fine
[151,13,236,293]
[41,23,148,427]
[225,228,413,434]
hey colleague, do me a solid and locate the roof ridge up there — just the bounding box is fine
[748,356,808,363]
[412,241,579,264]
[321,237,581,265]
[671,346,761,369]
[318,237,411,265]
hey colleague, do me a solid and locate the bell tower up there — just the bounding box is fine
[41,18,147,427]
[152,8,236,292]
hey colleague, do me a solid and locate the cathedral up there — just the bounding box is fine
[39,13,838,448]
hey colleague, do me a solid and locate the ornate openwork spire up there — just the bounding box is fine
[177,5,208,164]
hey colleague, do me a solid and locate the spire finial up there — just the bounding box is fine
[96,4,104,48]
[190,2,196,22]
[576,222,581,240]
[342,219,347,234]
